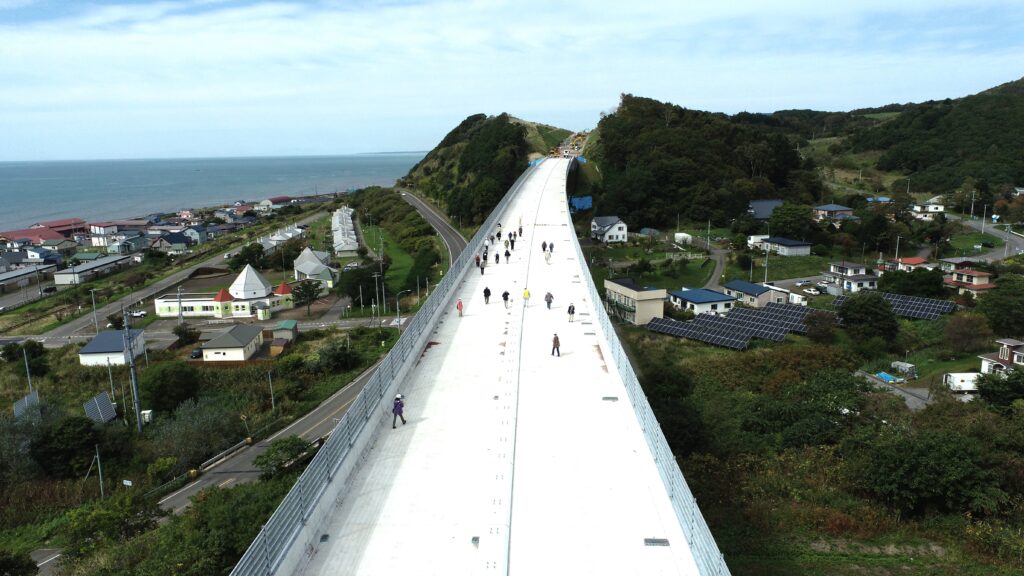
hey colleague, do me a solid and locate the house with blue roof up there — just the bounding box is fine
[763,236,812,256]
[78,329,146,366]
[814,203,853,222]
[668,288,735,316]
[722,279,794,308]
[747,199,783,220]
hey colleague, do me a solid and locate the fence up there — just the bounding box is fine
[561,162,732,575]
[229,163,540,576]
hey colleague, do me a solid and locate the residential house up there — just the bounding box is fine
[911,203,945,221]
[107,234,150,255]
[150,232,191,255]
[256,196,292,212]
[332,207,359,255]
[979,338,1024,374]
[78,329,146,366]
[182,226,208,244]
[591,216,628,243]
[939,256,982,274]
[40,238,79,258]
[877,256,934,275]
[722,280,792,308]
[70,251,105,264]
[746,235,769,250]
[944,268,996,297]
[0,227,65,246]
[747,199,783,220]
[202,324,265,362]
[603,277,667,325]
[814,203,854,222]
[54,255,130,285]
[823,261,878,293]
[667,288,735,315]
[293,247,336,288]
[762,237,812,256]
[32,218,87,238]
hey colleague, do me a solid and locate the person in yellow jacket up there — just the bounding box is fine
[523,288,531,307]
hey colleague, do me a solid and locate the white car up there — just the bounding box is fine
[805,288,821,296]
[816,281,829,289]
[129,310,148,318]
[795,280,810,287]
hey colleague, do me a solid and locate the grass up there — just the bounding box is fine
[362,224,413,294]
[862,111,902,121]
[724,254,833,283]
[946,231,1004,256]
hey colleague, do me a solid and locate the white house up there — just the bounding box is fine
[911,203,945,221]
[979,338,1024,374]
[78,329,146,366]
[202,324,265,362]
[293,247,336,288]
[591,216,628,243]
[762,237,812,257]
[746,235,769,250]
[823,261,877,293]
[667,288,735,315]
[154,264,294,320]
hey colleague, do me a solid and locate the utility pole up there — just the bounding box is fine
[22,347,33,392]
[981,205,988,235]
[177,285,183,326]
[372,273,381,326]
[396,290,411,333]
[89,288,99,334]
[895,235,901,262]
[122,308,143,433]
[970,190,976,219]
[267,371,276,412]
[95,445,105,499]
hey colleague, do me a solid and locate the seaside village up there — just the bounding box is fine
[0,194,361,365]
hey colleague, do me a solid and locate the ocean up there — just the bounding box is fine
[0,153,424,231]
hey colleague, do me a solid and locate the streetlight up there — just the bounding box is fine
[395,290,411,332]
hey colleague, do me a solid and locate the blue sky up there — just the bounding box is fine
[1,0,1022,161]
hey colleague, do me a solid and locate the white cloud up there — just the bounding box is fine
[0,0,1022,159]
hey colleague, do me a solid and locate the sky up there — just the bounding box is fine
[1,0,1023,161]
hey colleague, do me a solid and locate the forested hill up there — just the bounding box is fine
[400,113,568,225]
[844,79,1024,192]
[591,94,820,227]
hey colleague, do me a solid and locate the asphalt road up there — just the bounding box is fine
[399,190,468,263]
[0,281,54,311]
[952,214,1024,261]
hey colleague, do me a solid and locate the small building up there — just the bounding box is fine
[151,232,191,255]
[256,196,292,212]
[54,255,130,285]
[40,238,79,257]
[182,226,208,244]
[823,261,877,293]
[293,247,337,288]
[814,203,854,222]
[78,329,146,366]
[762,237,812,257]
[877,256,934,275]
[273,319,299,341]
[747,199,783,220]
[591,216,628,243]
[154,265,294,320]
[746,235,769,250]
[911,203,945,221]
[938,257,982,274]
[202,324,264,362]
[603,277,667,325]
[668,288,735,316]
[943,373,979,401]
[722,280,790,308]
[0,264,56,295]
[944,268,996,297]
[978,338,1024,374]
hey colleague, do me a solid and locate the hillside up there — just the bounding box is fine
[399,113,568,225]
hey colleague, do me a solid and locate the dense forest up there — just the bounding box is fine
[590,94,821,227]
[399,113,541,225]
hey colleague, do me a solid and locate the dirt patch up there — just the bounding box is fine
[808,539,946,558]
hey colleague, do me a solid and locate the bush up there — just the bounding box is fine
[254,436,309,479]
[139,362,202,413]
[172,323,200,346]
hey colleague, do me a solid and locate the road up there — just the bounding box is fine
[0,281,55,312]
[952,214,1024,262]
[398,190,468,263]
[36,211,328,340]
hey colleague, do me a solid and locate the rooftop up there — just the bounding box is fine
[669,288,734,304]
[764,236,810,247]
[204,324,263,349]
[816,203,852,212]
[56,255,129,274]
[723,279,771,296]
[605,277,661,293]
[80,329,143,355]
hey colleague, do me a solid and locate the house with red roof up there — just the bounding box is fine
[877,256,935,275]
[0,227,66,246]
[944,268,996,296]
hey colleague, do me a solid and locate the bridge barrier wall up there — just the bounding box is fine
[560,160,732,575]
[230,164,540,576]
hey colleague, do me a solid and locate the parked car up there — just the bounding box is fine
[224,252,234,259]
[805,288,821,296]
[42,286,57,294]
[795,280,810,287]
[129,310,147,318]
[816,281,829,289]
[343,262,360,271]
[189,348,203,359]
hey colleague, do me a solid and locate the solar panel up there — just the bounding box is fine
[13,390,39,418]
[833,292,955,320]
[84,391,117,424]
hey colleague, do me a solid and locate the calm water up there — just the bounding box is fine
[0,153,423,230]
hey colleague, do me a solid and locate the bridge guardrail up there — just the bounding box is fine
[230,163,539,576]
[562,160,732,576]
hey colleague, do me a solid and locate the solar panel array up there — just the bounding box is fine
[647,303,838,350]
[13,390,39,418]
[832,292,955,320]
[83,391,117,424]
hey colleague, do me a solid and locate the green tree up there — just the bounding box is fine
[106,312,124,330]
[254,435,309,479]
[877,268,945,297]
[140,361,202,413]
[1,340,48,376]
[269,236,305,271]
[29,415,98,478]
[312,337,362,373]
[0,550,37,576]
[173,322,200,346]
[804,310,837,344]
[943,313,993,354]
[228,243,266,272]
[976,274,1024,336]
[63,490,165,557]
[976,370,1024,412]
[746,369,865,450]
[292,280,321,317]
[768,203,813,239]
[839,291,899,342]
[847,429,1007,515]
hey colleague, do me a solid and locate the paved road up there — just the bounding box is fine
[702,248,728,290]
[37,212,327,340]
[0,281,54,311]
[398,190,468,263]
[952,215,1024,262]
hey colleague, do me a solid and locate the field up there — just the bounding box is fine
[946,231,1004,257]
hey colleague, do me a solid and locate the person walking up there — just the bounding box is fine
[544,251,552,264]
[504,239,509,250]
[475,254,481,268]
[483,287,491,304]
[456,298,464,317]
[518,225,523,236]
[494,252,499,264]
[497,230,502,241]
[541,241,548,253]
[548,240,554,253]
[567,303,575,322]
[551,334,560,357]
[510,237,515,250]
[544,291,553,309]
[523,288,531,307]
[502,290,510,308]
[504,249,511,263]
[392,394,406,428]
[480,258,486,275]
[489,234,495,245]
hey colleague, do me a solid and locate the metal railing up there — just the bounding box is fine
[230,164,539,576]
[561,161,732,575]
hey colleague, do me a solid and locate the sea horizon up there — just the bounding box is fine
[0,153,424,231]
